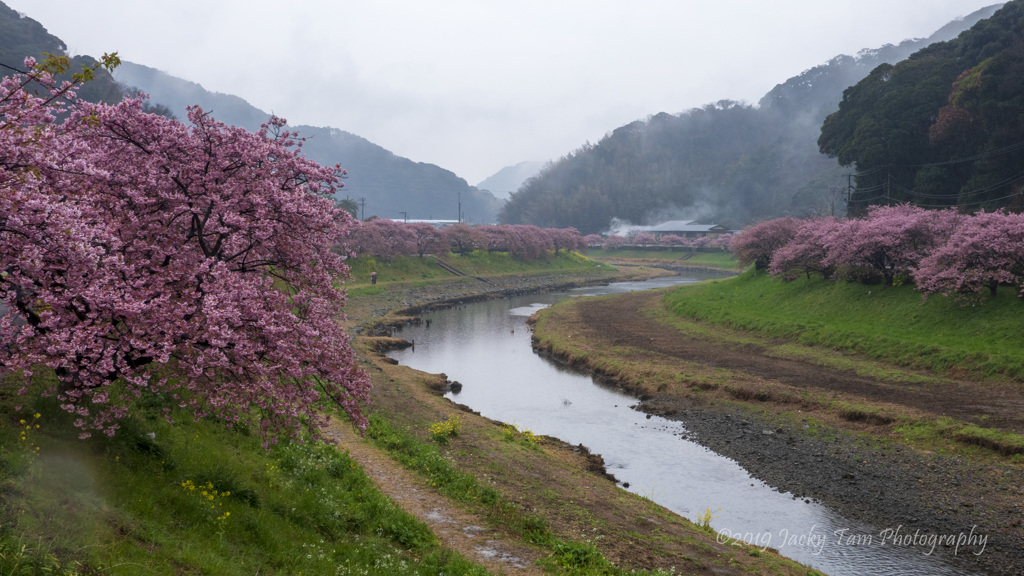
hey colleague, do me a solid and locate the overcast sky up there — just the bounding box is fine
[5,0,1002,184]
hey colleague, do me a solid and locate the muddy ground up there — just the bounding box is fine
[533,289,1024,576]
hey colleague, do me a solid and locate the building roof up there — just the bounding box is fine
[645,220,694,232]
[633,221,728,233]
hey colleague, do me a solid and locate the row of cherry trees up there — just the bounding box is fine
[344,221,736,260]
[593,233,733,251]
[0,58,369,444]
[344,220,588,260]
[730,205,1024,302]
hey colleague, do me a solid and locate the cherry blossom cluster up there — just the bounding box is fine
[732,205,1024,302]
[0,60,369,444]
[344,221,586,260]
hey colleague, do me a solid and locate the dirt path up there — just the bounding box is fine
[322,418,545,575]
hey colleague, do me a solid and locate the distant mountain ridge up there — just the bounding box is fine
[476,160,546,200]
[114,62,502,223]
[498,4,1003,234]
[113,61,270,129]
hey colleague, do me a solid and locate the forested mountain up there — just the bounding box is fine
[499,4,1001,234]
[476,160,545,200]
[819,1,1024,215]
[0,2,121,104]
[114,62,503,223]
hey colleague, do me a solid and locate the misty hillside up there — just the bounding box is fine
[0,2,121,104]
[476,160,546,200]
[114,61,271,129]
[114,62,503,224]
[498,4,1002,234]
[819,1,1024,215]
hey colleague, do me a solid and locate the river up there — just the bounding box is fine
[387,273,981,576]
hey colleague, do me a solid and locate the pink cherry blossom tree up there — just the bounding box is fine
[633,233,657,248]
[507,225,553,260]
[914,211,1024,302]
[658,234,687,247]
[347,219,416,260]
[546,227,584,254]
[603,235,627,250]
[343,220,387,259]
[583,234,605,249]
[0,59,369,444]
[408,222,450,257]
[823,205,962,287]
[769,217,841,280]
[706,233,734,251]
[730,217,801,270]
[446,223,487,255]
[479,225,511,253]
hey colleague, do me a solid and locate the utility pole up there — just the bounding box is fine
[400,211,408,224]
[458,191,462,223]
[360,197,366,221]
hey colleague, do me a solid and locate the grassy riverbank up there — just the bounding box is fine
[0,373,483,576]
[529,267,1024,574]
[347,251,610,288]
[533,269,1024,459]
[660,269,1024,458]
[664,269,1024,382]
[343,254,813,574]
[586,249,739,271]
[0,254,816,575]
[0,253,603,576]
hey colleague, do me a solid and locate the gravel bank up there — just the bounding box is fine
[636,400,1024,576]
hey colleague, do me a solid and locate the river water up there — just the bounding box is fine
[388,274,980,576]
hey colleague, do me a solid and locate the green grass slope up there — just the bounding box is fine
[346,251,609,291]
[664,270,1024,381]
[0,373,485,576]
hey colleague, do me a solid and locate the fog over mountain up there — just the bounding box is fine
[476,161,546,201]
[499,4,1003,234]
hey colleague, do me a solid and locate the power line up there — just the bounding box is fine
[850,138,1024,177]
[852,169,1024,207]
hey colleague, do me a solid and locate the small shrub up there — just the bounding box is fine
[428,415,462,444]
[696,507,720,533]
[548,540,608,572]
[501,421,540,449]
[180,480,232,523]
